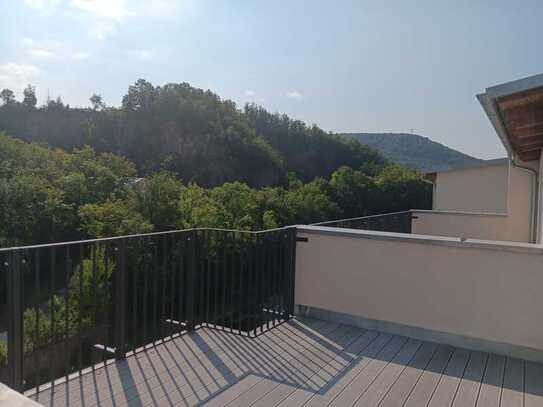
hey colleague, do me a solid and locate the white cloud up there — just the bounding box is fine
[23,0,61,10]
[21,37,59,58]
[243,90,264,103]
[286,90,303,100]
[29,48,55,57]
[142,1,180,18]
[0,63,40,92]
[69,0,180,21]
[72,51,91,59]
[88,22,117,40]
[21,38,35,46]
[136,49,153,60]
[69,0,131,21]
[125,49,155,61]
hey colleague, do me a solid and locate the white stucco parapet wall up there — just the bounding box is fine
[294,225,543,361]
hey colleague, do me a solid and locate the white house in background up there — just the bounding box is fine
[413,73,543,243]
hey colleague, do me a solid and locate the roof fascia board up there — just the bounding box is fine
[485,73,543,99]
[476,93,513,159]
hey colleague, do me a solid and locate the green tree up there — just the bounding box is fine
[122,79,157,112]
[133,172,184,229]
[89,94,106,111]
[329,166,376,218]
[23,84,37,109]
[0,88,15,105]
[79,199,153,238]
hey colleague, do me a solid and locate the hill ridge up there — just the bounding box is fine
[340,132,482,172]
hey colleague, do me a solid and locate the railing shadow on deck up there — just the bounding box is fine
[27,316,541,407]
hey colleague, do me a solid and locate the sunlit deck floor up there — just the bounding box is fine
[28,317,543,407]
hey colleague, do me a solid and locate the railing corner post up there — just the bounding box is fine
[288,226,297,316]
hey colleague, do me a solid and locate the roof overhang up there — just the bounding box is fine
[477,73,543,162]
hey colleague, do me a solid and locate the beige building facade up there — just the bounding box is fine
[416,73,543,243]
[415,158,534,242]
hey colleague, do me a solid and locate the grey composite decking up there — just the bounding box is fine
[26,317,543,407]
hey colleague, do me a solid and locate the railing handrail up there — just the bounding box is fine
[1,210,415,252]
[0,225,296,253]
[310,210,413,226]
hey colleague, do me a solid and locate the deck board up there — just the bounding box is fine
[274,330,380,406]
[351,339,422,407]
[24,317,543,407]
[500,358,524,407]
[327,335,408,406]
[525,361,543,407]
[477,354,506,407]
[452,352,488,407]
[248,326,364,406]
[403,345,455,407]
[427,348,471,407]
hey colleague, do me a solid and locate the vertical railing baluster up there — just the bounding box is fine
[271,233,278,328]
[205,230,211,326]
[77,244,84,376]
[114,241,126,360]
[212,232,218,326]
[161,235,167,340]
[7,251,23,391]
[142,237,149,347]
[49,246,55,386]
[91,243,98,369]
[34,248,41,392]
[221,233,227,330]
[196,231,202,327]
[264,234,271,331]
[177,233,187,328]
[229,232,234,332]
[238,233,244,335]
[185,231,196,332]
[64,246,71,383]
[169,234,176,338]
[247,235,254,336]
[132,238,139,351]
[280,231,286,320]
[254,234,261,336]
[152,237,158,343]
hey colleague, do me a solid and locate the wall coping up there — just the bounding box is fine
[296,225,543,255]
[412,209,508,217]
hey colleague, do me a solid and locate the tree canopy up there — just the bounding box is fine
[0,80,388,187]
[0,132,430,247]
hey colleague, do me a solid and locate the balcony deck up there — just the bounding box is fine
[27,317,543,407]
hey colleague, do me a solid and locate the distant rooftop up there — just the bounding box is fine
[424,157,508,175]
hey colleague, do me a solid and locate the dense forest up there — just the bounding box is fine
[0,81,385,187]
[0,81,432,247]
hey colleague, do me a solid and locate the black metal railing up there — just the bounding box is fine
[312,211,414,233]
[0,227,297,392]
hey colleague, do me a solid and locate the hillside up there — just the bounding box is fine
[0,80,387,187]
[340,132,482,172]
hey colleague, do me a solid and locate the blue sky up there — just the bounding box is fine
[1,0,542,159]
